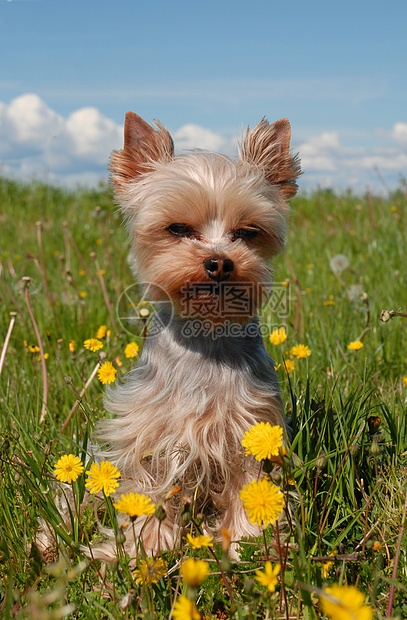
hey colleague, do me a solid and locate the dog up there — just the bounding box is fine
[37,113,300,562]
[88,112,301,561]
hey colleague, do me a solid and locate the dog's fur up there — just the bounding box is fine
[89,113,301,560]
[38,113,300,562]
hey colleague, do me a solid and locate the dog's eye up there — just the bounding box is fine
[231,227,259,242]
[167,223,195,237]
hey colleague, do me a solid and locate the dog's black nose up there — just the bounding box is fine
[204,257,234,282]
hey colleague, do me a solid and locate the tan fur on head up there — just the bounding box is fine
[110,112,174,193]
[239,118,301,198]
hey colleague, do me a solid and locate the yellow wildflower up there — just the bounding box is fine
[320,584,373,620]
[283,359,295,374]
[96,325,108,339]
[255,561,281,592]
[186,534,213,549]
[173,595,200,620]
[241,422,283,461]
[83,338,103,352]
[54,454,84,484]
[133,557,167,585]
[85,460,120,496]
[290,344,311,358]
[348,341,363,351]
[113,492,155,519]
[97,361,117,384]
[180,558,210,587]
[269,327,287,346]
[240,478,284,526]
[125,342,139,358]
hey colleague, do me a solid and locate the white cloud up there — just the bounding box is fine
[173,124,229,153]
[390,122,407,144]
[0,93,406,191]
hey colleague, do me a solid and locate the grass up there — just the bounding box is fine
[0,175,407,618]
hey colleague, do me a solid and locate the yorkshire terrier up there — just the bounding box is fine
[90,112,301,560]
[38,112,300,562]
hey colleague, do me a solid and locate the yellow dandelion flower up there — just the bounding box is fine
[96,324,108,339]
[83,338,103,352]
[320,584,373,620]
[241,422,283,461]
[348,341,363,351]
[97,361,117,384]
[255,561,281,592]
[240,478,285,526]
[79,268,86,276]
[96,238,102,245]
[321,550,337,580]
[268,445,288,466]
[283,359,295,374]
[69,340,76,353]
[390,205,398,212]
[37,353,49,361]
[274,363,281,371]
[85,460,121,496]
[133,556,167,585]
[324,300,335,306]
[125,342,139,358]
[173,595,201,620]
[113,492,155,518]
[403,377,407,388]
[372,541,382,552]
[180,558,210,587]
[28,345,40,353]
[290,344,311,358]
[79,291,87,298]
[115,356,123,367]
[269,327,287,346]
[54,454,84,484]
[186,534,214,549]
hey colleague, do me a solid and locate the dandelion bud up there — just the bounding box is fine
[155,501,168,522]
[119,589,136,611]
[195,512,204,526]
[116,527,127,546]
[0,439,10,454]
[380,310,391,323]
[244,577,255,595]
[350,443,359,457]
[221,529,231,552]
[64,375,73,385]
[291,453,303,468]
[43,441,53,456]
[221,554,232,573]
[370,437,381,456]
[316,452,326,470]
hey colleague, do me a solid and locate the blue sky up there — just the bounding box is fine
[1,0,406,191]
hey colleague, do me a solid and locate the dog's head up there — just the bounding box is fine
[110,113,300,323]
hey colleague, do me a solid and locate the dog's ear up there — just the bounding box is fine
[239,118,301,199]
[110,112,174,192]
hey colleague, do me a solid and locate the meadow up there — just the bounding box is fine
[0,175,406,619]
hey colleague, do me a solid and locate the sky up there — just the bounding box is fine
[0,0,406,192]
